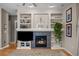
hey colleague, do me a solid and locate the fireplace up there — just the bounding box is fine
[35,36,47,47]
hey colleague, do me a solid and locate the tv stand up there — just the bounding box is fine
[17,40,31,49]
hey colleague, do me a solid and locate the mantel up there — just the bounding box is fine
[16,28,64,31]
[16,28,51,31]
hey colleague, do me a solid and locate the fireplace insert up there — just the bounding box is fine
[35,36,47,47]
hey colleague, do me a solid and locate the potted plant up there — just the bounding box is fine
[54,22,62,46]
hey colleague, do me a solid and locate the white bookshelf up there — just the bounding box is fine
[19,14,31,29]
[17,13,64,31]
[50,14,63,48]
[51,13,62,28]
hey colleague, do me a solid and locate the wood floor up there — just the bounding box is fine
[0,44,72,56]
[0,44,16,56]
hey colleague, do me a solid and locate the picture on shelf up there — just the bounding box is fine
[66,23,72,37]
[20,24,31,28]
[66,7,72,23]
[26,20,31,23]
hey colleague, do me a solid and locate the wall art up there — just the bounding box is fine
[66,23,72,37]
[66,8,72,23]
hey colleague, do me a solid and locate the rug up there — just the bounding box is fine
[9,49,65,56]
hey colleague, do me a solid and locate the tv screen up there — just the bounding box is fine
[17,31,33,41]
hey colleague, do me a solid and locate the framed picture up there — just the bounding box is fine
[66,7,72,23]
[66,24,72,37]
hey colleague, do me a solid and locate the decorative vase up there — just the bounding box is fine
[56,39,62,47]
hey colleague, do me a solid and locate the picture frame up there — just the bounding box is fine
[66,7,72,23]
[66,23,72,37]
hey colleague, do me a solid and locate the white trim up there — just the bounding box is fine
[0,8,1,49]
[17,47,31,49]
[0,44,9,50]
[51,47,72,55]
[63,48,73,56]
[51,46,64,50]
[10,42,16,44]
[51,47,64,49]
[76,17,79,55]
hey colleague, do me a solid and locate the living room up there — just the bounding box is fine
[0,3,79,56]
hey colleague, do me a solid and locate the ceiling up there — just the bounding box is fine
[0,3,68,15]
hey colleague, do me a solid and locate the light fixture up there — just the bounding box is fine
[22,3,34,8]
[28,5,34,8]
[49,6,55,8]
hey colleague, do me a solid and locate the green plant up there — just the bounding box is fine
[54,22,62,43]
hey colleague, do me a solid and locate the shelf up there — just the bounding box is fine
[20,14,31,18]
[19,13,31,29]
[20,24,31,28]
[51,13,62,26]
[20,17,31,19]
[17,13,63,31]
[51,18,62,20]
[16,28,51,31]
[20,23,31,25]
[51,23,55,24]
[16,28,64,32]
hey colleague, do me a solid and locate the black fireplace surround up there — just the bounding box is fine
[35,36,47,47]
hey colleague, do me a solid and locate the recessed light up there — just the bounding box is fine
[49,6,55,8]
[28,5,34,8]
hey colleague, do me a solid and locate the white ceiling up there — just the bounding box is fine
[0,3,68,15]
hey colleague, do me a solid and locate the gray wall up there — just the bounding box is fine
[1,9,9,47]
[9,15,17,43]
[62,4,78,55]
[31,31,51,48]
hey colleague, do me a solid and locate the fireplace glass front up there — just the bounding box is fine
[35,36,47,47]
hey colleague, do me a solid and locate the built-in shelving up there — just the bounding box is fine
[0,8,9,49]
[51,14,62,28]
[50,13,63,48]
[19,14,31,29]
[16,10,64,49]
[17,13,63,31]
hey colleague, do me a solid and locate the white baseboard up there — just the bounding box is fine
[17,47,31,49]
[0,44,9,50]
[51,46,64,49]
[9,42,16,44]
[63,48,73,56]
[51,47,72,55]
[51,48,64,50]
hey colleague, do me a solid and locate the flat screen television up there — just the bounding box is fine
[17,31,33,41]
